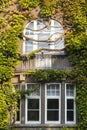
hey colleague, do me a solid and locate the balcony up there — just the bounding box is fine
[15,53,73,73]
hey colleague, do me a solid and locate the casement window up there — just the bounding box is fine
[23,19,64,54]
[25,83,41,124]
[45,83,61,124]
[14,84,21,123]
[65,83,76,124]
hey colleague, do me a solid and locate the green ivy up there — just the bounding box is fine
[40,6,55,17]
[0,0,87,129]
[26,69,72,83]
[60,0,87,129]
[19,0,40,11]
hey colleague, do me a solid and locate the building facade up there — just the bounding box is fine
[12,19,76,130]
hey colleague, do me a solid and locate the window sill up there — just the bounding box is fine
[14,123,77,128]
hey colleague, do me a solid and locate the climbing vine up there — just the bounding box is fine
[26,69,72,83]
[59,0,87,129]
[0,0,87,129]
[40,0,56,17]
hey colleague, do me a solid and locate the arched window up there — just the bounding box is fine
[23,19,64,54]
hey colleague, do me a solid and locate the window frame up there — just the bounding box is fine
[23,19,64,54]
[25,83,41,124]
[45,83,61,124]
[65,83,76,124]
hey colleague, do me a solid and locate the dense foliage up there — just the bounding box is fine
[60,0,87,129]
[0,0,87,129]
[27,69,71,83]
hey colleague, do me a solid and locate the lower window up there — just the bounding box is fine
[14,84,21,123]
[45,83,61,123]
[25,83,41,124]
[65,83,76,124]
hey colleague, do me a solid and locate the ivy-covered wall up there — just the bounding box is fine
[0,0,87,129]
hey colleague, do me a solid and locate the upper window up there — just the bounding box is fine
[23,19,64,54]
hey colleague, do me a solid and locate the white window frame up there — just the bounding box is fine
[45,83,61,124]
[23,19,64,54]
[25,83,41,124]
[65,83,76,124]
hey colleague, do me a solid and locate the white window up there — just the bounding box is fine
[65,83,76,124]
[45,83,61,124]
[23,19,64,54]
[25,83,41,124]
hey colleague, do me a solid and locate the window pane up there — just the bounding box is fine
[16,99,20,121]
[67,111,74,121]
[47,84,60,96]
[27,22,34,30]
[28,99,39,109]
[67,99,74,121]
[66,84,74,96]
[27,84,40,96]
[27,111,39,121]
[38,42,49,49]
[47,111,59,121]
[67,99,74,109]
[47,99,59,109]
[25,40,33,53]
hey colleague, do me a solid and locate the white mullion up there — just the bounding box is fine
[33,20,38,50]
[23,37,26,54]
[50,20,54,49]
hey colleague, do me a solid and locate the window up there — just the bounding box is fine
[14,84,21,123]
[45,83,61,123]
[65,83,76,124]
[25,83,41,124]
[23,19,64,54]
[24,83,76,125]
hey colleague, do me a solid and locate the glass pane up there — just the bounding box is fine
[27,111,39,121]
[47,99,59,109]
[67,111,74,121]
[47,84,60,96]
[27,84,40,96]
[66,84,74,96]
[16,99,20,121]
[28,99,39,109]
[47,111,59,121]
[16,111,20,121]
[27,22,34,30]
[25,30,29,35]
[67,99,74,109]
[37,20,45,30]
[25,40,33,53]
[38,42,49,49]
